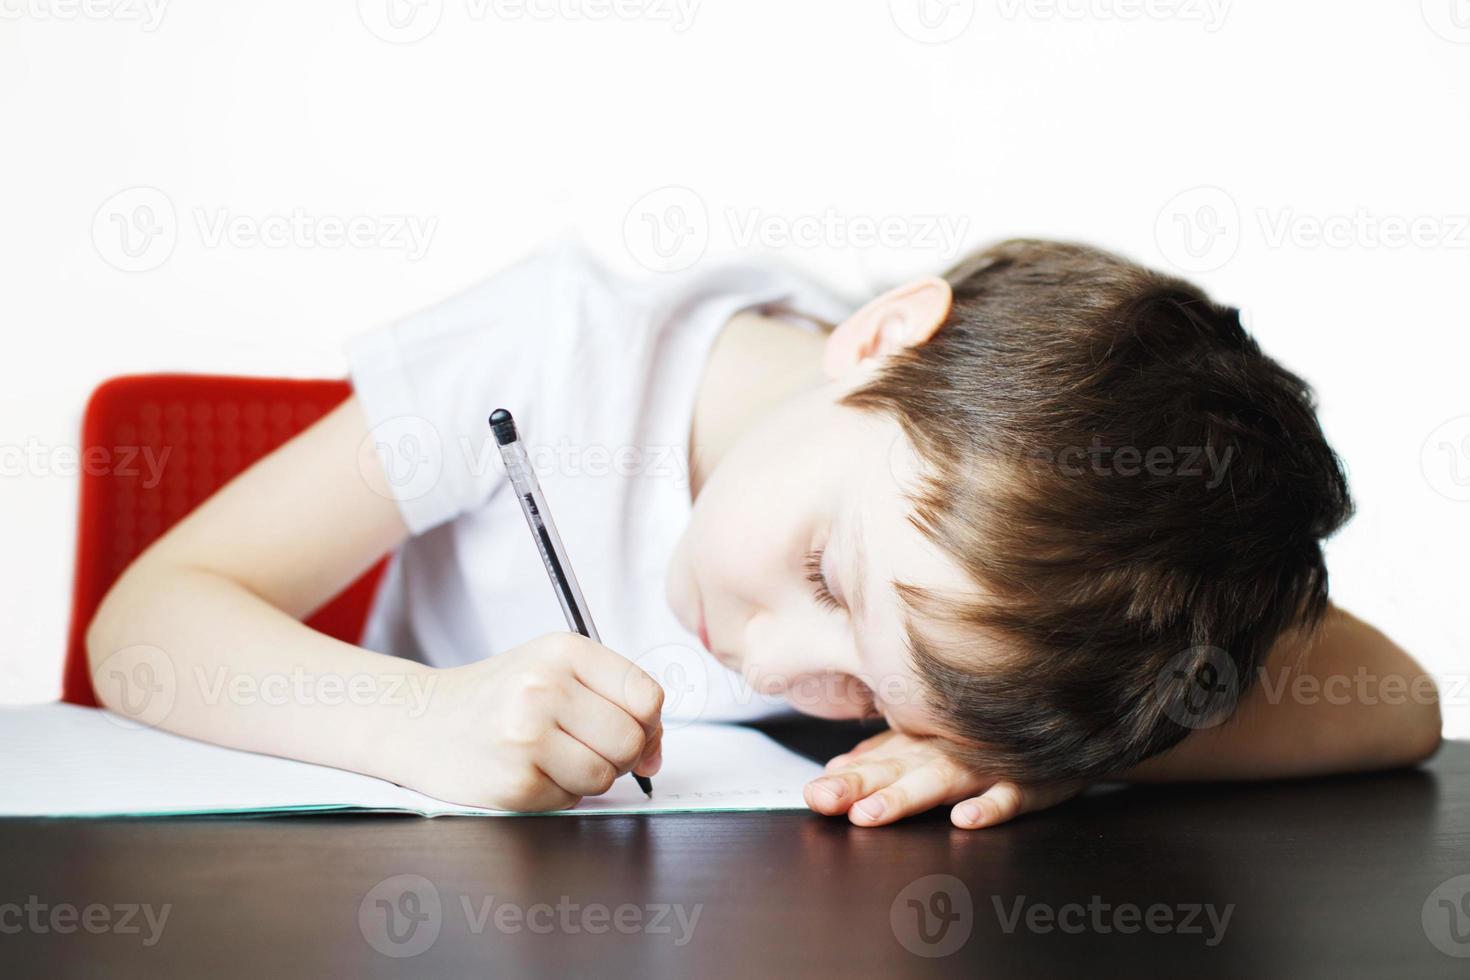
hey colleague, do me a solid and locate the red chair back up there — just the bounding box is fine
[61,374,389,706]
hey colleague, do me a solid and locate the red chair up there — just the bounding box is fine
[61,375,390,706]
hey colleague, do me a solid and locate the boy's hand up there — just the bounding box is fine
[402,632,664,812]
[803,729,1084,830]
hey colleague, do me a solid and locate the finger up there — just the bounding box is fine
[633,726,662,778]
[824,729,896,771]
[848,762,991,827]
[803,756,908,815]
[559,634,665,733]
[951,780,1084,830]
[535,729,622,799]
[557,682,650,772]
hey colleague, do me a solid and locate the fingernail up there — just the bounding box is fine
[954,802,983,827]
[646,747,663,776]
[809,778,844,808]
[855,797,886,821]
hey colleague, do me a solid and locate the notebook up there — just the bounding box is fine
[0,703,825,819]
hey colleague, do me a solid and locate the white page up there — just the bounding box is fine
[0,703,824,818]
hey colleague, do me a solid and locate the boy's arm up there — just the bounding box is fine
[1125,606,1442,781]
[806,605,1442,829]
[86,396,664,810]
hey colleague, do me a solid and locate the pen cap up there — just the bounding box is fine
[488,409,518,446]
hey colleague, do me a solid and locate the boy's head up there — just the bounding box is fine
[666,239,1352,782]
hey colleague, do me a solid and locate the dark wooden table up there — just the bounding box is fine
[3,725,1468,979]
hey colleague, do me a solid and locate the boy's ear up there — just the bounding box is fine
[822,277,953,379]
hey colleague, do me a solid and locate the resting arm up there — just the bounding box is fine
[1126,606,1442,781]
[805,605,1441,830]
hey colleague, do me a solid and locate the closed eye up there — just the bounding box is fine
[804,547,841,612]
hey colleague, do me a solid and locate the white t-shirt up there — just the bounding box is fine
[346,239,853,723]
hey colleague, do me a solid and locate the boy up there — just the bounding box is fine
[87,237,1441,828]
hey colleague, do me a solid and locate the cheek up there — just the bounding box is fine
[688,464,802,588]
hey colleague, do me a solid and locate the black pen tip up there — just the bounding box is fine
[635,774,653,797]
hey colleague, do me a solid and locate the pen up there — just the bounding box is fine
[489,408,654,797]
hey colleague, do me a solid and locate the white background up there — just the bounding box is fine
[2,1,1466,737]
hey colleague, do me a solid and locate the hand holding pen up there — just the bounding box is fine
[491,409,656,797]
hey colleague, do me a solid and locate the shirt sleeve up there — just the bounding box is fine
[346,239,599,535]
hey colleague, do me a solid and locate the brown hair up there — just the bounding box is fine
[841,239,1352,782]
